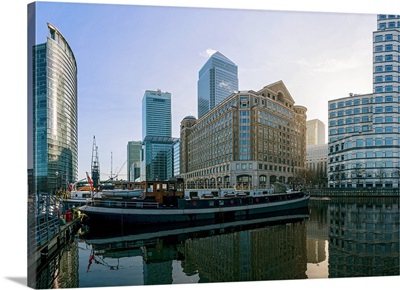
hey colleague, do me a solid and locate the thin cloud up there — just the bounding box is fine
[200,48,217,58]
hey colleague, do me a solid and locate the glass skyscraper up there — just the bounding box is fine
[32,23,78,193]
[197,51,238,119]
[328,14,400,189]
[142,89,172,138]
[141,89,175,181]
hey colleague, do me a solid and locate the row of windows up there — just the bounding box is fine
[330,162,397,173]
[374,54,400,62]
[329,137,399,153]
[330,151,396,163]
[374,64,399,72]
[330,110,398,119]
[374,85,400,93]
[374,75,400,83]
[378,21,400,30]
[329,95,397,109]
[330,106,397,118]
[374,34,400,42]
[374,44,400,52]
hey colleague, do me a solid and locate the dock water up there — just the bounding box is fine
[27,193,82,288]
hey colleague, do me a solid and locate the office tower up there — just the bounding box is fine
[306,119,326,146]
[32,23,78,193]
[327,14,400,189]
[141,89,175,181]
[197,51,238,118]
[181,81,307,189]
[127,141,141,182]
[142,89,172,138]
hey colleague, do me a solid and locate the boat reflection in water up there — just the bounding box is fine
[80,207,310,285]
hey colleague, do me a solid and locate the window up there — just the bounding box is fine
[366,138,373,146]
[356,139,364,147]
[385,75,393,82]
[338,101,344,108]
[375,45,383,52]
[385,54,393,62]
[385,106,393,112]
[385,138,393,145]
[385,126,393,133]
[385,116,393,122]
[329,103,336,109]
[385,44,393,51]
[385,34,393,41]
[375,127,383,133]
[375,96,383,103]
[385,65,393,71]
[385,96,393,102]
[375,66,383,72]
[375,55,383,62]
[375,86,383,93]
[375,76,383,83]
[385,85,393,92]
[375,116,383,123]
[375,138,383,146]
[375,106,383,113]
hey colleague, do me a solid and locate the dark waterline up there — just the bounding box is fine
[32,196,399,288]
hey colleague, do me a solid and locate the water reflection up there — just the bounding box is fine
[34,197,399,288]
[79,208,310,285]
[307,197,399,278]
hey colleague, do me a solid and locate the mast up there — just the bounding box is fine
[91,136,100,188]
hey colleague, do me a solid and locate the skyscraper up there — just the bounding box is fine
[306,119,326,146]
[142,89,172,138]
[197,51,238,118]
[141,89,175,181]
[31,23,78,193]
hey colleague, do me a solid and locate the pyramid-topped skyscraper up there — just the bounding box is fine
[197,51,238,118]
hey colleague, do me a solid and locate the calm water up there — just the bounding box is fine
[33,197,399,288]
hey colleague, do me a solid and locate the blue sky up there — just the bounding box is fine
[29,1,386,181]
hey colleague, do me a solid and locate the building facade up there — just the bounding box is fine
[142,89,172,138]
[127,141,141,182]
[306,119,326,146]
[197,51,238,119]
[140,136,178,181]
[32,23,78,193]
[181,81,307,189]
[141,89,175,181]
[328,14,400,189]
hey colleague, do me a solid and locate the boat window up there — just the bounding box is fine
[209,201,215,207]
[219,200,224,206]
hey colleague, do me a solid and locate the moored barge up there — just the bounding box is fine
[79,178,310,226]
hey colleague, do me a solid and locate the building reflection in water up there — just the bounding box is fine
[83,213,309,285]
[183,221,308,282]
[306,200,329,278]
[327,197,399,278]
[33,238,79,289]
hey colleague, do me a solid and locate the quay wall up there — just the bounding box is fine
[309,188,400,197]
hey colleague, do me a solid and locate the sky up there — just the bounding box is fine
[28,0,386,181]
[2,0,400,290]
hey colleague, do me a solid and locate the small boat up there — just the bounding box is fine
[79,178,310,227]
